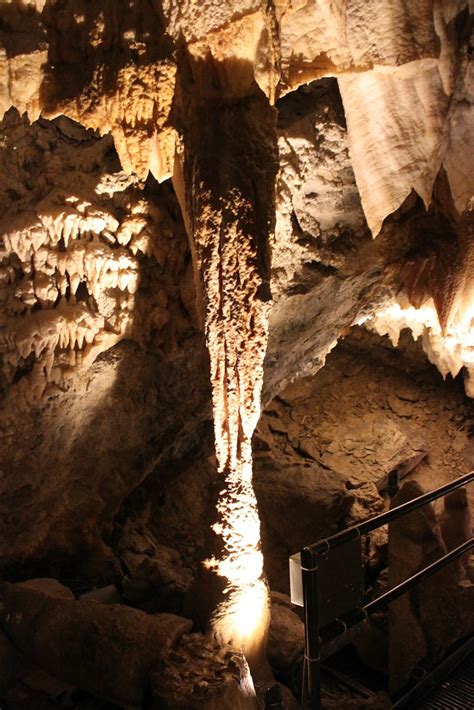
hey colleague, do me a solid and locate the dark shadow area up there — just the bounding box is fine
[276,78,346,131]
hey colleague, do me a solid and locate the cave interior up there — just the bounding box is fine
[0,2,473,709]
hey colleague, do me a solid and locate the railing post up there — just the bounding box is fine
[296,473,473,710]
[301,547,321,710]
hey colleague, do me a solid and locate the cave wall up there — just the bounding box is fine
[0,3,472,707]
[0,0,472,590]
[0,110,212,575]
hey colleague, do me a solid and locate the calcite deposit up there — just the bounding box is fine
[0,0,472,707]
[0,110,193,407]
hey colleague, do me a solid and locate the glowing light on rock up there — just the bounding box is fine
[361,297,474,396]
[1,195,141,404]
[203,443,270,668]
[200,319,271,670]
[175,76,277,671]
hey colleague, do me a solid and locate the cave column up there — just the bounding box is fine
[174,54,278,671]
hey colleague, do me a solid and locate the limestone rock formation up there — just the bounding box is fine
[440,487,473,579]
[0,110,177,405]
[0,0,177,180]
[152,632,259,709]
[267,592,304,680]
[254,453,352,591]
[0,1,472,706]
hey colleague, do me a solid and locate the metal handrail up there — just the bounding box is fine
[364,538,472,615]
[300,471,474,710]
[308,471,474,555]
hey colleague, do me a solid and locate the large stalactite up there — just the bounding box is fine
[174,53,278,669]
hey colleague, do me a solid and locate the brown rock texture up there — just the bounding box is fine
[256,326,474,591]
[0,581,193,706]
[0,1,177,180]
[0,110,210,576]
[440,487,473,578]
[152,632,259,709]
[0,2,472,705]
[267,592,304,678]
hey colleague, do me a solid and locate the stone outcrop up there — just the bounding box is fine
[254,453,352,592]
[0,335,212,577]
[0,580,193,706]
[152,633,259,709]
[440,487,473,579]
[267,592,304,682]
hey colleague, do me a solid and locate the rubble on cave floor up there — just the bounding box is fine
[257,324,473,533]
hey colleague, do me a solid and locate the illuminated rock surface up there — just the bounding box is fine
[0,1,472,707]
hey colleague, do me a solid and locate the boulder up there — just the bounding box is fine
[440,487,473,579]
[121,539,193,598]
[0,582,192,707]
[152,633,259,709]
[267,592,304,679]
[0,582,77,702]
[18,578,74,600]
[254,454,353,592]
